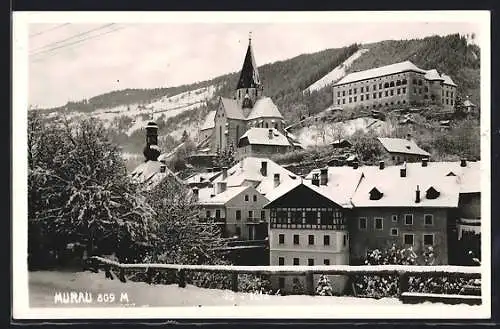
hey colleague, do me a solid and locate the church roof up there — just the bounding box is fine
[246,97,284,120]
[236,38,261,90]
[200,111,216,131]
[220,97,245,120]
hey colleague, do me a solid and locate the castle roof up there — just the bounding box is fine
[441,74,457,86]
[334,60,427,86]
[236,38,261,90]
[424,69,444,81]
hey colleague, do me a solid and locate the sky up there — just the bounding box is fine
[28,20,481,109]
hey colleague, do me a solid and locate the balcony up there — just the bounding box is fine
[200,217,226,225]
[270,222,347,230]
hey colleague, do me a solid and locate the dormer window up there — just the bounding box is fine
[446,171,456,176]
[426,186,440,199]
[369,187,383,200]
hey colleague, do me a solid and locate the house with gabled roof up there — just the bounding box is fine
[377,136,431,164]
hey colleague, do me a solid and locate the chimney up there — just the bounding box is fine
[379,161,385,170]
[268,129,273,140]
[352,161,359,169]
[406,133,412,141]
[192,188,199,202]
[422,158,429,167]
[312,173,320,186]
[222,167,228,179]
[320,168,328,185]
[415,185,421,203]
[460,159,467,167]
[274,173,280,188]
[400,162,407,177]
[260,161,268,176]
[160,164,166,173]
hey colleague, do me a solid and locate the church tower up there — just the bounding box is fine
[235,33,263,116]
[143,121,161,161]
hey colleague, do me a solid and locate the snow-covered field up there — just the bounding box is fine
[295,117,393,148]
[29,271,405,308]
[304,48,370,93]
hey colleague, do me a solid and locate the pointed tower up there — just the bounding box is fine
[143,121,161,161]
[235,33,263,115]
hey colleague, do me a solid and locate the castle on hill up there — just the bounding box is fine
[199,35,302,159]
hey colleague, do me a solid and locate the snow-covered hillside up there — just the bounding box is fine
[294,117,393,148]
[304,48,370,93]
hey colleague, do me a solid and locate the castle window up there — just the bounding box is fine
[446,91,449,97]
[349,89,352,95]
[413,88,417,94]
[373,93,377,99]
[446,99,449,105]
[366,94,370,100]
[379,83,382,89]
[418,80,423,86]
[412,79,417,84]
[390,90,394,96]
[360,95,364,101]
[343,90,346,96]
[361,86,364,93]
[384,82,389,88]
[397,88,401,95]
[366,85,370,92]
[451,99,454,105]
[379,92,382,98]
[389,81,394,87]
[354,96,357,102]
[402,79,407,85]
[396,80,401,86]
[343,99,345,104]
[385,91,388,97]
[424,86,429,92]
[349,97,352,103]
[403,87,406,93]
[354,88,357,94]
[419,88,422,94]
[374,84,377,90]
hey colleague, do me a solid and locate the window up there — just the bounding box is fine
[424,214,434,226]
[390,228,399,236]
[215,209,221,219]
[451,99,454,105]
[354,96,357,102]
[337,100,340,105]
[384,82,389,88]
[379,92,382,98]
[278,234,285,244]
[392,215,398,222]
[390,90,394,96]
[236,227,241,236]
[402,79,407,85]
[446,99,449,105]
[418,88,422,94]
[248,210,253,219]
[385,91,388,97]
[373,93,377,99]
[354,88,357,94]
[337,91,341,97]
[424,86,429,92]
[397,88,401,95]
[390,81,394,87]
[403,87,406,93]
[396,80,401,86]
[412,79,417,84]
[261,211,265,221]
[379,83,382,89]
[366,94,370,100]
[293,258,299,265]
[366,85,370,92]
[308,235,314,245]
[413,88,417,94]
[324,235,330,246]
[278,257,285,265]
[343,99,345,104]
[404,234,414,245]
[343,234,347,247]
[374,84,377,91]
[418,79,423,86]
[361,86,364,93]
[349,89,352,95]
[423,234,434,246]
[308,259,314,266]
[359,217,367,230]
[234,210,241,221]
[324,259,330,265]
[405,214,413,225]
[446,91,449,97]
[244,195,249,201]
[349,97,352,103]
[374,217,383,230]
[206,210,211,218]
[342,90,346,96]
[278,277,285,289]
[293,234,300,245]
[360,95,364,101]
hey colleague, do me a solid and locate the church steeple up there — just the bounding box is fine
[235,33,263,111]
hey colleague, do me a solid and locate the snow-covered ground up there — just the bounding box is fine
[304,48,370,93]
[294,117,393,148]
[29,271,405,308]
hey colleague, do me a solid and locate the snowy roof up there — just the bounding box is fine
[424,69,444,81]
[238,128,291,147]
[441,74,457,87]
[130,160,175,190]
[246,97,284,120]
[350,164,460,208]
[200,111,216,131]
[211,157,299,196]
[198,185,251,205]
[378,137,430,156]
[185,171,221,185]
[220,97,245,120]
[334,61,427,86]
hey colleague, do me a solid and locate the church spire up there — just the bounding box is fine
[236,33,261,90]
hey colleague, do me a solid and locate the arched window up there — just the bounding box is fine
[396,80,401,86]
[384,82,389,88]
[389,81,395,87]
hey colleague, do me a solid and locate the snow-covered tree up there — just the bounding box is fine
[28,113,155,267]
